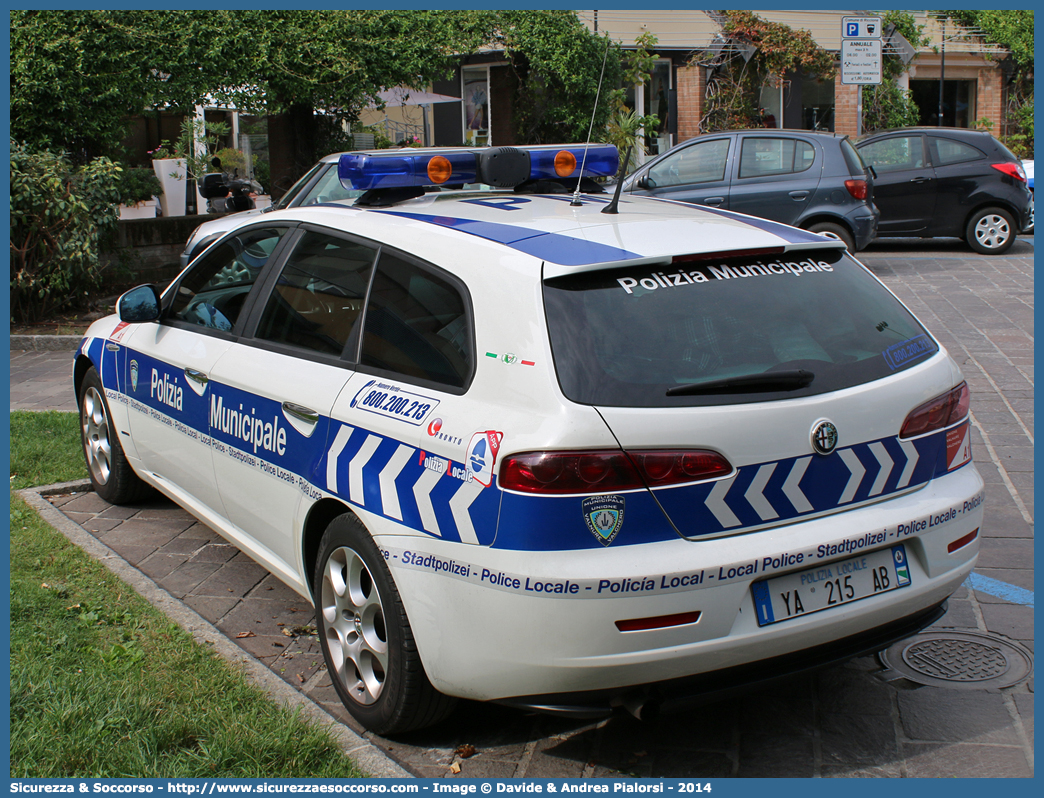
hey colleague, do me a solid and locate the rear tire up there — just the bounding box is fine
[314,513,456,735]
[78,367,152,504]
[807,221,855,252]
[966,207,1016,254]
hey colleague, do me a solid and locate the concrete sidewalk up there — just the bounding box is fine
[9,239,1035,777]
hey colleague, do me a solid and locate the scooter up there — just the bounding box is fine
[198,157,263,214]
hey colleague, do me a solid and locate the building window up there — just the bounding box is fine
[462,66,490,146]
[910,79,976,128]
[625,59,673,160]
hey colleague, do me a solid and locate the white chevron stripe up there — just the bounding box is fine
[868,442,894,496]
[838,449,866,504]
[782,457,813,513]
[379,445,413,521]
[349,435,381,506]
[896,439,919,488]
[448,479,484,545]
[412,467,444,536]
[706,476,741,528]
[745,463,778,520]
[326,425,353,494]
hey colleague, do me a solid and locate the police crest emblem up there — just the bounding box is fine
[582,495,625,546]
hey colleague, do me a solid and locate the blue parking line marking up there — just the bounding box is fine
[965,573,1034,607]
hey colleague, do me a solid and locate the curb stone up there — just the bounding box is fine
[11,334,82,351]
[17,480,413,780]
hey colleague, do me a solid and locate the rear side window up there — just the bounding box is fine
[738,137,815,178]
[360,253,473,389]
[543,250,938,407]
[930,137,985,166]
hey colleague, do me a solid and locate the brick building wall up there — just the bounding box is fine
[833,77,860,137]
[975,66,1003,132]
[675,64,704,142]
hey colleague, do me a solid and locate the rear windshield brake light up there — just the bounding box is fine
[672,247,784,265]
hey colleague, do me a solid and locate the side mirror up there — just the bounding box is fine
[636,175,655,190]
[117,285,161,323]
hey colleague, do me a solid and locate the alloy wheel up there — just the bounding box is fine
[81,386,112,486]
[321,546,388,705]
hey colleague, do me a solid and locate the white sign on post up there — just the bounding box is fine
[841,39,883,85]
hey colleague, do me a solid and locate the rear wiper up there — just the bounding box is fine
[666,369,815,397]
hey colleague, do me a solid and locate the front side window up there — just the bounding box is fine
[255,231,377,356]
[738,137,815,178]
[298,165,362,206]
[648,138,730,187]
[859,136,925,172]
[360,253,472,389]
[167,227,289,332]
[544,249,937,407]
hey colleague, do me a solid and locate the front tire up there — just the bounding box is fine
[79,367,151,504]
[966,207,1016,254]
[807,221,856,252]
[314,513,456,735]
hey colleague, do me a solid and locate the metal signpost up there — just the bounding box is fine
[841,16,883,136]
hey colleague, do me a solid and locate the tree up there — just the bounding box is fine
[942,10,1033,157]
[694,11,835,132]
[490,11,621,146]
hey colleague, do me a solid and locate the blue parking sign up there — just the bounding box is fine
[847,22,859,36]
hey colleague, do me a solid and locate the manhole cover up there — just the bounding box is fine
[878,631,1033,689]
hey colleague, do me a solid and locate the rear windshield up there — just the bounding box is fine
[543,249,938,407]
[840,138,867,176]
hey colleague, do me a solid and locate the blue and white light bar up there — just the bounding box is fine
[339,144,619,191]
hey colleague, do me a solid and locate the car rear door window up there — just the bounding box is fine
[255,231,378,356]
[167,227,289,333]
[359,253,473,389]
[738,137,815,178]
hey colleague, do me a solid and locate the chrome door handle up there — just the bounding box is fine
[702,197,725,206]
[910,176,932,183]
[282,402,319,425]
[185,368,209,387]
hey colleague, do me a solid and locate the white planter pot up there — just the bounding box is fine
[152,158,187,217]
[119,198,159,220]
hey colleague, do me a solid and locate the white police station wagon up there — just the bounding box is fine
[76,143,984,734]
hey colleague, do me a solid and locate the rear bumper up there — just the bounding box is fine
[851,208,879,250]
[496,600,947,719]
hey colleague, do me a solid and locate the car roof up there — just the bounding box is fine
[264,190,844,279]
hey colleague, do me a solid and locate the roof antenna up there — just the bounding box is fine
[571,36,613,207]
[601,145,632,215]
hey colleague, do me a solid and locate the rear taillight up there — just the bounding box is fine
[499,449,732,494]
[900,382,970,439]
[991,162,1027,183]
[845,178,869,200]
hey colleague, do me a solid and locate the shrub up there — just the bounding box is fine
[10,141,122,323]
[117,166,162,206]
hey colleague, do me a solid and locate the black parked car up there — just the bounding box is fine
[856,127,1031,255]
[622,129,878,251]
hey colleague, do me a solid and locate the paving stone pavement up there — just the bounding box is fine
[11,237,1034,777]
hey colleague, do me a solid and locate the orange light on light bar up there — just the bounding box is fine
[615,610,702,632]
[427,156,453,184]
[948,528,979,553]
[554,150,577,177]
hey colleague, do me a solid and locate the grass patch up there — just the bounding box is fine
[10,416,367,777]
[10,410,86,490]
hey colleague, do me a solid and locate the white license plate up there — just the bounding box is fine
[751,545,911,627]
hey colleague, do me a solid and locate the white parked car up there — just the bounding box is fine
[77,143,983,734]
